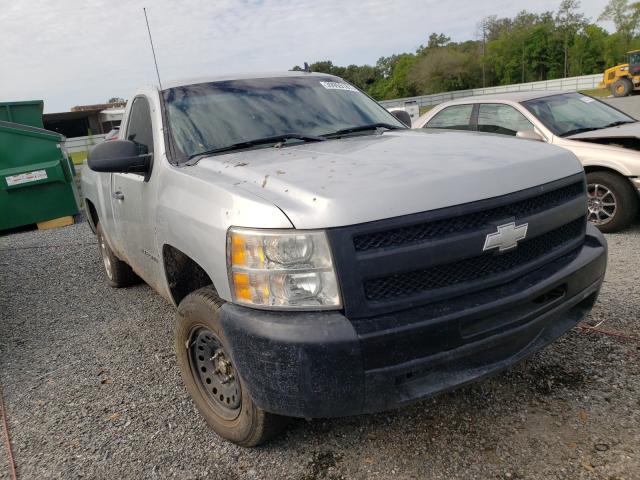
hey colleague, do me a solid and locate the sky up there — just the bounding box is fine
[1,0,613,112]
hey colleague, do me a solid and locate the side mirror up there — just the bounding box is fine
[87,140,150,173]
[390,109,412,127]
[516,129,544,142]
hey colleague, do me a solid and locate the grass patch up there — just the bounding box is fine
[419,105,434,115]
[579,88,610,98]
[69,151,87,166]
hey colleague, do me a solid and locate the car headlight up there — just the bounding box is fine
[227,228,341,309]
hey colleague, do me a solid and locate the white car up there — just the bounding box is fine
[387,100,420,126]
[414,91,640,232]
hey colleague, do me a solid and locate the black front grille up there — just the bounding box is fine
[326,173,588,318]
[364,218,585,302]
[354,182,584,252]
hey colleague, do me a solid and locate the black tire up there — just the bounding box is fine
[586,171,638,233]
[175,287,289,447]
[611,78,633,97]
[96,223,141,287]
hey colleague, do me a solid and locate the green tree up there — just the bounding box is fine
[602,32,628,66]
[369,54,419,98]
[308,60,339,74]
[599,0,640,48]
[555,0,587,77]
[569,24,608,74]
[408,47,480,93]
[341,64,380,90]
[290,3,631,101]
[426,33,451,49]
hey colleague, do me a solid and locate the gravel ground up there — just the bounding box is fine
[0,220,639,480]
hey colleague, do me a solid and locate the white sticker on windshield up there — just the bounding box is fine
[320,81,359,92]
[580,96,595,103]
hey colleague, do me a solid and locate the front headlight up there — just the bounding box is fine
[227,228,341,309]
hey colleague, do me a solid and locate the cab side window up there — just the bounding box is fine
[126,97,154,156]
[477,104,533,136]
[425,105,473,131]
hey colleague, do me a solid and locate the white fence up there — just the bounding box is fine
[63,134,107,154]
[378,74,602,109]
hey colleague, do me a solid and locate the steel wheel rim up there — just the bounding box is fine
[188,327,241,420]
[587,183,617,226]
[99,236,113,280]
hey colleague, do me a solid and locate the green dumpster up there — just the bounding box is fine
[0,120,79,231]
[0,100,44,128]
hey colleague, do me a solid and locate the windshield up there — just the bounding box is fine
[162,76,404,160]
[522,93,635,137]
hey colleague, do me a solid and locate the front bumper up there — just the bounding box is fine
[220,224,607,418]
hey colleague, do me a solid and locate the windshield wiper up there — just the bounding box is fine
[604,120,635,128]
[186,133,326,163]
[321,122,403,138]
[561,127,601,137]
[561,120,636,137]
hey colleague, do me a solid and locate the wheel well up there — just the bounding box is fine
[85,199,99,232]
[163,245,214,305]
[583,166,626,177]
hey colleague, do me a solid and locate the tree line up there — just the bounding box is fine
[292,0,640,100]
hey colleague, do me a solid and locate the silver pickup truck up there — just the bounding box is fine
[82,72,607,446]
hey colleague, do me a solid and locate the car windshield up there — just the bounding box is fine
[522,93,635,137]
[162,76,405,160]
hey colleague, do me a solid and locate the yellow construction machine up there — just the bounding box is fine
[600,50,640,97]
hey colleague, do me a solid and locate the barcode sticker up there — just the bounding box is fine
[319,81,359,92]
[5,170,48,186]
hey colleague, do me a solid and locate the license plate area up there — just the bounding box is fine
[460,285,567,339]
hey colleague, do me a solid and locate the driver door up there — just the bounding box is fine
[110,96,158,281]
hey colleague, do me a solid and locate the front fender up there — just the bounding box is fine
[155,165,293,303]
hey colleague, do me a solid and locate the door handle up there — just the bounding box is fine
[112,190,125,201]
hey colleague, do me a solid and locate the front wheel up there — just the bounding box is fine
[586,171,638,233]
[96,223,140,287]
[611,78,633,97]
[174,287,289,447]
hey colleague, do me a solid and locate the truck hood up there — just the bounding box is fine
[195,130,582,229]
[566,122,640,151]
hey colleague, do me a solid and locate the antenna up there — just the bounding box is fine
[142,7,179,165]
[143,7,163,90]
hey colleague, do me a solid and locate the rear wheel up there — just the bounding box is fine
[586,171,638,233]
[611,78,633,97]
[175,287,289,447]
[96,223,140,287]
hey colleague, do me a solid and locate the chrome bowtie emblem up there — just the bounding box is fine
[483,222,528,252]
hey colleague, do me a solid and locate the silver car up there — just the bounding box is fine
[81,73,607,446]
[414,92,640,232]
